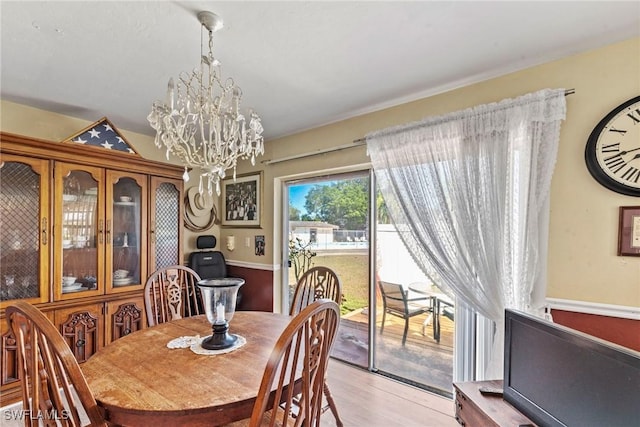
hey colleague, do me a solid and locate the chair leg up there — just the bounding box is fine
[323,381,343,427]
[422,312,433,336]
[402,318,409,346]
[380,310,386,334]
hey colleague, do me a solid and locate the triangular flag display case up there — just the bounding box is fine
[62,117,138,155]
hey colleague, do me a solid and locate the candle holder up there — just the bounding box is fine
[197,278,245,350]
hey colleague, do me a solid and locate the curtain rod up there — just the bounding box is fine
[263,89,575,164]
[262,141,366,165]
[352,88,575,144]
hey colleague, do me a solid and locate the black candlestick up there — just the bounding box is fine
[201,321,238,350]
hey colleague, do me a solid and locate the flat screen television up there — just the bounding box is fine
[503,309,640,427]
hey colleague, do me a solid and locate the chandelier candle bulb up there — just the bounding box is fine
[166,78,175,109]
[148,10,264,196]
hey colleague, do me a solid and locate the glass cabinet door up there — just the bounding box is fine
[0,154,50,307]
[54,163,104,300]
[106,171,147,292]
[149,177,183,272]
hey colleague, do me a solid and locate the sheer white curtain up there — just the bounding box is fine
[367,89,566,379]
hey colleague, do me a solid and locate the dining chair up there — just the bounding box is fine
[289,266,343,426]
[290,266,342,316]
[143,265,203,327]
[228,299,340,427]
[378,280,432,345]
[6,300,109,427]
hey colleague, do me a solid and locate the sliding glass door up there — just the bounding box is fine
[282,169,456,396]
[373,204,455,396]
[284,172,371,368]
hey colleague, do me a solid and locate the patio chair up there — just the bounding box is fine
[144,265,202,326]
[443,306,455,322]
[6,301,109,426]
[378,280,433,345]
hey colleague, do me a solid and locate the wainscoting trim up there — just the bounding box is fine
[546,298,640,321]
[225,260,280,271]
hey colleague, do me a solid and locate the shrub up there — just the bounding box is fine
[288,237,316,281]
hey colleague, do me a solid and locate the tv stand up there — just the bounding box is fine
[453,380,536,426]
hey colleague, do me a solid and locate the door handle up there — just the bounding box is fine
[98,220,104,244]
[41,217,48,245]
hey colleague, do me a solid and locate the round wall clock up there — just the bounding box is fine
[585,96,640,197]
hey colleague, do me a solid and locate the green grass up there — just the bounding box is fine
[289,253,369,316]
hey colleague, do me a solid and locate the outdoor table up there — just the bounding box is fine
[408,282,453,343]
[82,311,292,426]
[407,282,437,338]
[433,293,454,343]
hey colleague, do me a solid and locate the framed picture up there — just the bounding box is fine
[255,235,265,256]
[618,206,640,256]
[221,172,262,227]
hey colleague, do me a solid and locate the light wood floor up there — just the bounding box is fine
[0,359,457,427]
[321,359,458,426]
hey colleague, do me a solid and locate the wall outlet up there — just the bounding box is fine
[245,237,251,247]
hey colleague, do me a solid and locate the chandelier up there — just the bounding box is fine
[148,11,264,196]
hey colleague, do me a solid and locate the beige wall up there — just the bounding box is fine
[246,37,640,308]
[2,37,639,308]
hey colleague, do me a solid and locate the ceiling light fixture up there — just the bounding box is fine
[148,11,264,196]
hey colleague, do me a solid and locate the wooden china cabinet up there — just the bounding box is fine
[0,132,184,404]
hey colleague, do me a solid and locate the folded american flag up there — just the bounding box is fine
[63,117,136,154]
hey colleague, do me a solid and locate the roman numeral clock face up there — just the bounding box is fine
[585,96,640,197]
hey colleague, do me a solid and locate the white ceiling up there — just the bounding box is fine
[2,1,639,141]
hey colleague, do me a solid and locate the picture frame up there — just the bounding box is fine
[221,172,262,227]
[617,206,640,256]
[255,235,265,256]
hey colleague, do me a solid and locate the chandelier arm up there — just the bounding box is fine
[164,114,199,165]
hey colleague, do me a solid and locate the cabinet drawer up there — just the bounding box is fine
[454,381,536,427]
[455,389,498,427]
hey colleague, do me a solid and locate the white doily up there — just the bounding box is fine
[167,335,201,349]
[190,334,246,355]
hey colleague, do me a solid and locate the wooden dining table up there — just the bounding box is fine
[82,311,293,426]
